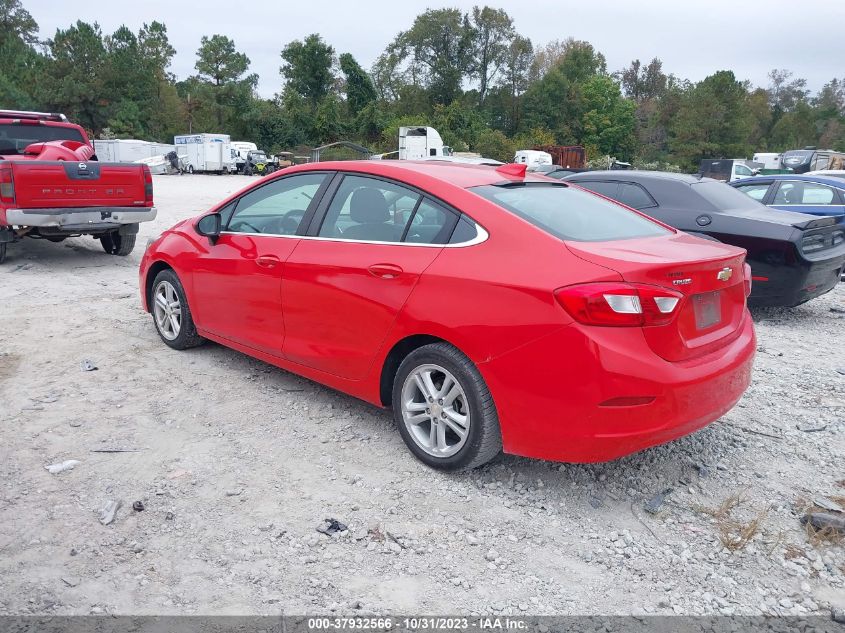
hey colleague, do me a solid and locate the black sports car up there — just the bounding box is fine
[562,171,844,307]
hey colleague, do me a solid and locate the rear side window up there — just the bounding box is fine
[617,183,657,209]
[575,181,619,198]
[471,184,670,242]
[319,175,420,242]
[0,123,85,155]
[404,199,456,244]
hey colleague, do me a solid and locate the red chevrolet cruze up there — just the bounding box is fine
[139,161,756,470]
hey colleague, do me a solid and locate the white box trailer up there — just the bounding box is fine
[174,133,235,174]
[93,139,175,163]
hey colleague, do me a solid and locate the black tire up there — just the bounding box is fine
[187,165,194,174]
[0,243,6,264]
[45,236,66,243]
[100,230,136,256]
[150,269,204,350]
[392,342,502,471]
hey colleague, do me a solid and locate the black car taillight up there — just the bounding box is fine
[142,165,153,206]
[0,164,14,205]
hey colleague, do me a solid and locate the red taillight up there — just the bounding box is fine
[555,282,684,327]
[142,165,153,206]
[743,262,753,297]
[0,164,14,205]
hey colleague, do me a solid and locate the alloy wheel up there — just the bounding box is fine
[401,363,471,458]
[153,280,182,341]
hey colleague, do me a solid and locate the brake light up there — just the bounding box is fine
[0,164,14,205]
[555,282,684,327]
[142,165,153,206]
[743,263,752,297]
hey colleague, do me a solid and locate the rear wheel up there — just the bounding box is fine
[101,230,136,256]
[0,243,6,264]
[392,342,502,471]
[151,269,204,350]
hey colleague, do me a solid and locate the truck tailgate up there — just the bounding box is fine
[10,161,149,208]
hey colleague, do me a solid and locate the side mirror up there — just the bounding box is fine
[196,213,221,244]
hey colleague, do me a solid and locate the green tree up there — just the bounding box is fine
[281,34,336,107]
[474,128,514,161]
[469,6,514,102]
[580,75,636,159]
[670,71,751,169]
[195,34,254,127]
[46,21,108,132]
[390,8,475,104]
[0,0,38,45]
[339,52,376,115]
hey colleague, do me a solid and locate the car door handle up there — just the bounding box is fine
[256,255,281,269]
[368,263,403,279]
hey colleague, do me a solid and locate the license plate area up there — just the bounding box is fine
[693,291,722,329]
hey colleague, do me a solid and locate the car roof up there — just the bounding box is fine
[564,170,717,185]
[284,159,553,188]
[732,174,845,188]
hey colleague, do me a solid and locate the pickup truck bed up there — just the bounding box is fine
[0,110,157,263]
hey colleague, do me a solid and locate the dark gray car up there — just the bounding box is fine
[561,171,844,307]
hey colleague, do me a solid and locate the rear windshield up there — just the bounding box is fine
[782,150,813,166]
[0,123,85,155]
[691,181,763,211]
[471,183,671,242]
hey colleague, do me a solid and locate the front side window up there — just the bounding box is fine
[471,183,670,242]
[319,175,421,242]
[227,173,326,235]
[734,164,753,177]
[734,182,771,201]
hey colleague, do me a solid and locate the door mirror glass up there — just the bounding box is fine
[196,213,222,239]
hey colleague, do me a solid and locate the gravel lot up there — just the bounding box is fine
[0,174,843,617]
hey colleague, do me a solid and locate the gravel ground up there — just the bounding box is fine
[0,174,843,617]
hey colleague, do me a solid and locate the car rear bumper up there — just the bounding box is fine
[479,313,756,463]
[748,254,843,307]
[4,206,157,231]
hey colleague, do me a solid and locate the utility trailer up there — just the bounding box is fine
[174,134,235,174]
[93,139,176,163]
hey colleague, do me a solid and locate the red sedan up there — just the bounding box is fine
[139,161,756,470]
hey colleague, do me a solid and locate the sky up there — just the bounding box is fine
[22,0,845,98]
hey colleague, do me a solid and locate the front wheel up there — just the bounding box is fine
[100,229,136,256]
[150,269,204,350]
[392,342,502,471]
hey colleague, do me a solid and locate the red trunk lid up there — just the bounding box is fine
[566,233,749,362]
[9,161,148,209]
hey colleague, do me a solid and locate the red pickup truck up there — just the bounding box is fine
[0,110,157,263]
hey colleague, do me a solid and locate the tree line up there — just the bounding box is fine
[2,0,844,170]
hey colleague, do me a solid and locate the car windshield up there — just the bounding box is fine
[0,123,85,155]
[471,183,671,242]
[251,152,267,160]
[691,181,763,211]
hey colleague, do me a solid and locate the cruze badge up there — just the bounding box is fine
[672,278,692,286]
[717,267,733,281]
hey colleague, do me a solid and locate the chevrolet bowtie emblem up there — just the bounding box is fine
[717,267,733,282]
